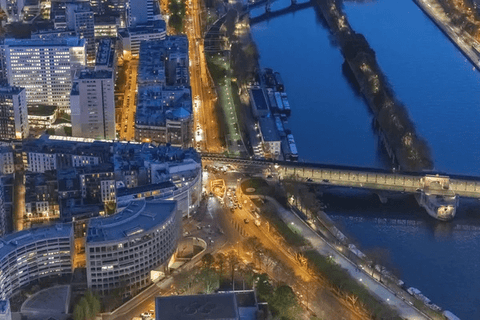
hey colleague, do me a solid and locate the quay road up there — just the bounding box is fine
[414,0,480,71]
[268,197,429,320]
[202,155,480,200]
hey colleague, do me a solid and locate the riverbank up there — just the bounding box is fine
[413,0,480,71]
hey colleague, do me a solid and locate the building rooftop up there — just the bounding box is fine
[155,293,239,320]
[76,69,113,80]
[251,89,268,111]
[125,20,166,34]
[86,199,177,243]
[259,115,280,142]
[116,181,175,197]
[4,37,85,47]
[135,86,192,126]
[95,38,115,68]
[0,224,73,259]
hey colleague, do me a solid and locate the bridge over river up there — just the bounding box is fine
[202,154,480,221]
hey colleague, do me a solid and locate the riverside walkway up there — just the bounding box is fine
[267,198,430,319]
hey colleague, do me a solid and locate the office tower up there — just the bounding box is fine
[3,37,86,112]
[0,0,24,22]
[66,2,95,64]
[126,0,153,27]
[70,70,115,140]
[0,86,29,140]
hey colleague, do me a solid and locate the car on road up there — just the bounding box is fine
[244,219,249,224]
[140,312,153,320]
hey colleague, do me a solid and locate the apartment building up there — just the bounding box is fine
[86,199,180,296]
[0,86,28,140]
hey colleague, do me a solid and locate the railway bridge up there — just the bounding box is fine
[201,154,480,221]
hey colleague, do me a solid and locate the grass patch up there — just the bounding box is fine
[241,178,271,195]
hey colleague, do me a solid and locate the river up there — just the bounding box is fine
[249,0,480,318]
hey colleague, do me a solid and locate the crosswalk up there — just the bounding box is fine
[231,219,249,237]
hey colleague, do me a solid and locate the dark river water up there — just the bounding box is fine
[250,0,480,318]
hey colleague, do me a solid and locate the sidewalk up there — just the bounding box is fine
[266,197,430,320]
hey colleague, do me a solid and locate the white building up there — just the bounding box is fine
[0,148,14,175]
[0,86,29,140]
[0,0,24,22]
[3,37,86,112]
[119,20,166,57]
[70,70,115,140]
[86,199,180,296]
[0,224,73,300]
[27,152,57,173]
[65,2,95,64]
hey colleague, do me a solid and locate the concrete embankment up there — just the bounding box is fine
[313,0,433,172]
[413,0,480,71]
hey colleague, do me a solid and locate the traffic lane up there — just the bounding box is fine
[271,200,428,320]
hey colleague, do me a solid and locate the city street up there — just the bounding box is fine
[202,167,368,320]
[102,197,229,320]
[117,59,139,141]
[184,0,225,153]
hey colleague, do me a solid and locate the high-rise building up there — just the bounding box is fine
[126,0,153,27]
[0,0,24,22]
[0,86,29,140]
[66,2,96,65]
[2,37,86,112]
[70,70,115,140]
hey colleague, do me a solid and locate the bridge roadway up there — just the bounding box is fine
[201,154,480,199]
[248,1,313,25]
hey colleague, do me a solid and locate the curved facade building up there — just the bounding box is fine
[0,224,74,299]
[86,198,180,296]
